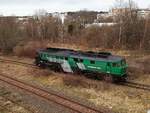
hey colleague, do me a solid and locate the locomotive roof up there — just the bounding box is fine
[39,48,123,62]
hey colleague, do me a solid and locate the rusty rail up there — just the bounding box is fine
[0,73,105,113]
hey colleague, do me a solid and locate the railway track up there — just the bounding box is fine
[0,58,37,68]
[120,81,150,92]
[0,73,105,113]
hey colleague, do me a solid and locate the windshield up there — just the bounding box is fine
[112,62,121,67]
[112,59,126,67]
[121,59,126,66]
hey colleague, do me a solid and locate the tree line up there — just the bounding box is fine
[0,2,150,53]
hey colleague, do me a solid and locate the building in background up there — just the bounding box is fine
[111,8,150,18]
[51,12,68,24]
[137,9,150,18]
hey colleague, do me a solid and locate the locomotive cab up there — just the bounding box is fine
[110,59,128,77]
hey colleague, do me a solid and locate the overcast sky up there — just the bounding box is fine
[0,0,149,16]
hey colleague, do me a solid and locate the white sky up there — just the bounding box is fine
[0,0,149,16]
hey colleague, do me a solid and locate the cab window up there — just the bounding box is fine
[65,57,68,60]
[60,57,64,59]
[90,60,95,64]
[121,59,126,65]
[80,59,83,62]
[113,63,117,67]
[113,63,121,67]
[107,63,110,67]
[73,58,78,62]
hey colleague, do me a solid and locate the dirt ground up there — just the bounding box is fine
[0,86,33,113]
[0,52,150,113]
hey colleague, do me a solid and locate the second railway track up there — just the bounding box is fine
[0,73,105,113]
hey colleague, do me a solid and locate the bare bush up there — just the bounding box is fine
[63,74,111,91]
[28,68,52,77]
[0,17,21,53]
[63,75,86,87]
[13,41,48,58]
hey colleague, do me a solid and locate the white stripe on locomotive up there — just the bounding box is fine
[76,63,86,70]
[47,57,73,73]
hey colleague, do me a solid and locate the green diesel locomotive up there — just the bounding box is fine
[35,48,128,82]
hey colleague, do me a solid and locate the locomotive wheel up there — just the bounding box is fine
[35,57,46,69]
[37,61,46,69]
[118,77,126,82]
[96,74,103,80]
[104,74,114,83]
[35,59,39,66]
[113,76,127,83]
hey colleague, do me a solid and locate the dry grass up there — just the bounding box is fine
[126,54,150,81]
[28,68,52,77]
[62,74,111,91]
[0,87,32,113]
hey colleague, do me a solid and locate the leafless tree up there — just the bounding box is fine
[0,17,21,53]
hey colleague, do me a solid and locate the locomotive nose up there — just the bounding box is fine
[121,66,128,75]
[122,68,126,73]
